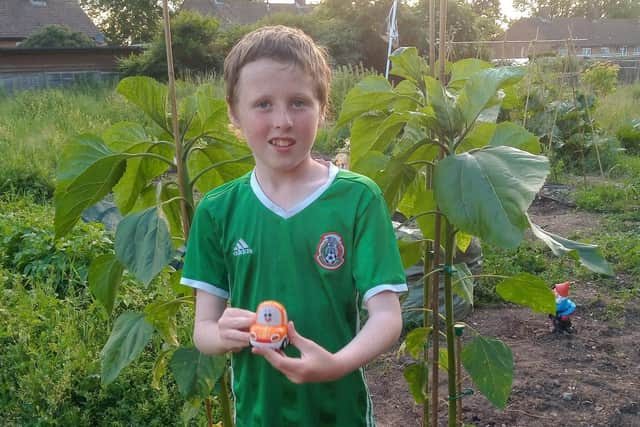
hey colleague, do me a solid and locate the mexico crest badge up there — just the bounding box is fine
[315,232,345,270]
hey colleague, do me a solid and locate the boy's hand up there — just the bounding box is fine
[252,321,345,383]
[217,307,256,353]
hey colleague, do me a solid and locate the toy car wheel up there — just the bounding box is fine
[280,337,289,350]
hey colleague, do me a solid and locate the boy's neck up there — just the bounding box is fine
[254,159,330,211]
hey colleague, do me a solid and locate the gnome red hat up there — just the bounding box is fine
[554,281,570,298]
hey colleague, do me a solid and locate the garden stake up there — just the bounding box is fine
[443,221,458,427]
[161,2,232,425]
[454,323,465,426]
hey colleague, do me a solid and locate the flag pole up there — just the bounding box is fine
[385,0,398,79]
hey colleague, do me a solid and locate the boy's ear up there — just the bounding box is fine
[227,102,240,128]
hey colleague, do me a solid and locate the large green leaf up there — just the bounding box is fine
[457,67,526,128]
[495,272,555,314]
[389,47,429,84]
[100,312,154,385]
[452,263,474,305]
[401,327,431,359]
[398,239,424,269]
[144,299,184,346]
[351,151,388,178]
[376,158,418,213]
[169,347,227,399]
[336,76,397,127]
[131,182,185,245]
[113,142,173,214]
[343,113,385,166]
[54,138,127,238]
[490,122,541,154]
[102,122,150,152]
[447,58,492,91]
[188,141,253,193]
[461,336,513,409]
[434,146,549,248]
[397,177,439,241]
[459,122,541,154]
[88,254,124,314]
[115,207,174,286]
[152,346,174,390]
[56,134,118,189]
[530,222,614,276]
[392,79,423,112]
[117,77,168,131]
[403,362,428,404]
[425,76,463,137]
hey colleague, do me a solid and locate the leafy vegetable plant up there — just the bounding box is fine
[338,47,613,426]
[54,76,253,424]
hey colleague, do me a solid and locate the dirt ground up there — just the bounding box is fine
[366,198,640,427]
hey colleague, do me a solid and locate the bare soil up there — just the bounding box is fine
[366,199,640,427]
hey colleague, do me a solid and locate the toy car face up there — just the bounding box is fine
[250,301,289,350]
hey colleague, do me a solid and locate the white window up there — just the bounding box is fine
[620,47,628,56]
[601,47,610,56]
[582,47,592,56]
[634,47,640,56]
[558,47,568,56]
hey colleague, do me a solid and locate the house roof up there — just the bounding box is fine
[182,0,315,26]
[506,18,640,47]
[0,0,101,40]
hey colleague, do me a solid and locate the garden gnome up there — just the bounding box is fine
[549,281,576,333]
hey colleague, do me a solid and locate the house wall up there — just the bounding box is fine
[0,47,140,93]
[0,40,18,48]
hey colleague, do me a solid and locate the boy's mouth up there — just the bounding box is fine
[269,138,295,148]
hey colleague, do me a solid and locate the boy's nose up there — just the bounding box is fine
[273,108,293,129]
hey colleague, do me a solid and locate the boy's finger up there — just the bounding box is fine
[287,321,313,350]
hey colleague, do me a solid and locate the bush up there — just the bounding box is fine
[574,183,639,213]
[119,11,226,80]
[20,24,96,48]
[582,62,620,96]
[616,119,640,155]
[0,198,204,425]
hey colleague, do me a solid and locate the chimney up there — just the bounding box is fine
[295,0,306,7]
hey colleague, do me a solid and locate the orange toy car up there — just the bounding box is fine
[250,301,289,350]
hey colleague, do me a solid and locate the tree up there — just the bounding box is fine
[513,0,640,19]
[80,0,183,45]
[20,25,96,48]
[119,11,225,80]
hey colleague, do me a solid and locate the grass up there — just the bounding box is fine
[593,82,640,134]
[0,82,146,199]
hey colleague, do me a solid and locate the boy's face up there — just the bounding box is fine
[228,58,323,176]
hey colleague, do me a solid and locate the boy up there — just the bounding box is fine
[181,25,407,426]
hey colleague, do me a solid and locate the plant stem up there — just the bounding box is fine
[220,369,234,427]
[162,0,192,239]
[423,240,432,426]
[443,220,457,427]
[430,209,441,427]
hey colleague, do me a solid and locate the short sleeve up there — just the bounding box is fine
[180,199,229,299]
[353,189,407,308]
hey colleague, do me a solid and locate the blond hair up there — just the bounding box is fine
[224,25,331,116]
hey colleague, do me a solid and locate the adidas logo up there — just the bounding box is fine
[232,239,253,256]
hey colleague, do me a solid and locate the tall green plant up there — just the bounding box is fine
[338,48,613,426]
[54,76,253,424]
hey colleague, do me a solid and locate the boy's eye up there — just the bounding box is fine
[256,101,271,109]
[292,99,306,108]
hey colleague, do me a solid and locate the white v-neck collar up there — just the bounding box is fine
[250,163,339,219]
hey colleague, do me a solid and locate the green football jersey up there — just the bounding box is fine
[181,163,407,427]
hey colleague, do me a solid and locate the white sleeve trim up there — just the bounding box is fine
[181,277,229,299]
[362,283,408,307]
